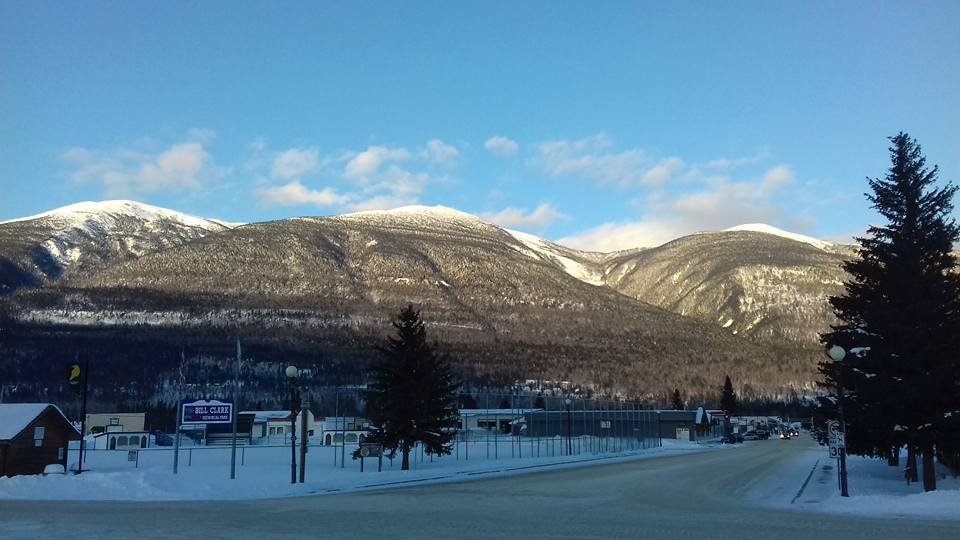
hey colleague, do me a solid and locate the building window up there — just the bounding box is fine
[117,436,129,446]
[110,418,120,426]
[58,447,65,460]
[34,426,45,440]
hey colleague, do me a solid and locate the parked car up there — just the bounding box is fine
[721,433,744,444]
[756,429,770,440]
[742,431,760,441]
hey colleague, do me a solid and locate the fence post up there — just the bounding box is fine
[484,392,490,460]
[529,393,534,459]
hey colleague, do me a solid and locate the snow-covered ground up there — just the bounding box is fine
[0,437,715,502]
[746,438,960,520]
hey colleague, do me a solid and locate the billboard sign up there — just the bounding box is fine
[181,399,233,424]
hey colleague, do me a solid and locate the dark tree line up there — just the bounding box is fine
[821,133,960,491]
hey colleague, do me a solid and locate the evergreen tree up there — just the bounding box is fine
[499,398,511,409]
[821,133,960,491]
[534,395,546,409]
[362,305,461,470]
[458,393,478,409]
[720,376,739,416]
[672,388,685,410]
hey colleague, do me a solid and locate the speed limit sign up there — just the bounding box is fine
[827,420,845,458]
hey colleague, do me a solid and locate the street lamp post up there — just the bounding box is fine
[285,365,300,485]
[564,398,573,456]
[828,345,850,497]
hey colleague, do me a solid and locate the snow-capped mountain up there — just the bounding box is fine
[0,200,237,293]
[0,200,859,401]
[722,223,833,250]
[602,228,853,347]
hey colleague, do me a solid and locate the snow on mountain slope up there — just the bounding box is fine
[507,229,605,286]
[0,200,241,230]
[343,205,482,222]
[723,223,831,250]
[343,206,608,285]
[0,200,239,293]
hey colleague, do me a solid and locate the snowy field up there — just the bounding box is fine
[746,438,960,520]
[0,437,716,501]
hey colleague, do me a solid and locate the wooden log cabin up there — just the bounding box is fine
[0,403,81,476]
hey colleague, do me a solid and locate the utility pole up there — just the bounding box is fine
[230,337,241,480]
[299,398,308,483]
[73,355,90,475]
[174,350,185,474]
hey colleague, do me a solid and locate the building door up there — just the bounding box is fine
[109,437,116,450]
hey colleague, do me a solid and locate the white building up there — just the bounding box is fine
[243,410,316,445]
[89,431,153,450]
[458,409,539,433]
[319,417,372,446]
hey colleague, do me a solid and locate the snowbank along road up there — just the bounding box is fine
[1,438,957,539]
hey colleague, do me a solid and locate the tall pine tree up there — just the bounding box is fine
[720,376,739,416]
[363,305,460,470]
[821,133,960,491]
[672,388,685,410]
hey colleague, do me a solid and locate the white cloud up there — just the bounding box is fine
[482,203,567,230]
[272,148,319,180]
[558,164,803,251]
[185,128,217,145]
[344,146,411,181]
[346,166,428,211]
[531,133,681,188]
[484,136,519,158]
[256,182,349,207]
[760,164,794,193]
[641,157,685,186]
[559,220,687,252]
[64,136,227,196]
[421,139,459,167]
[704,150,773,172]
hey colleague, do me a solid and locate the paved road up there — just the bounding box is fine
[1,439,957,539]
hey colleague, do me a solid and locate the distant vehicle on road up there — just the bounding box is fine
[756,429,770,440]
[742,431,760,441]
[721,433,744,444]
[780,432,792,440]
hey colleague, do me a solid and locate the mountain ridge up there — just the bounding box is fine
[0,200,850,404]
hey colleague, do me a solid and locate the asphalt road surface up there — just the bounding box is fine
[1,439,957,539]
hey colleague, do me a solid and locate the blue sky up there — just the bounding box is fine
[2,1,958,250]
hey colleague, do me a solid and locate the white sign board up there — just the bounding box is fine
[181,399,233,424]
[827,420,845,458]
